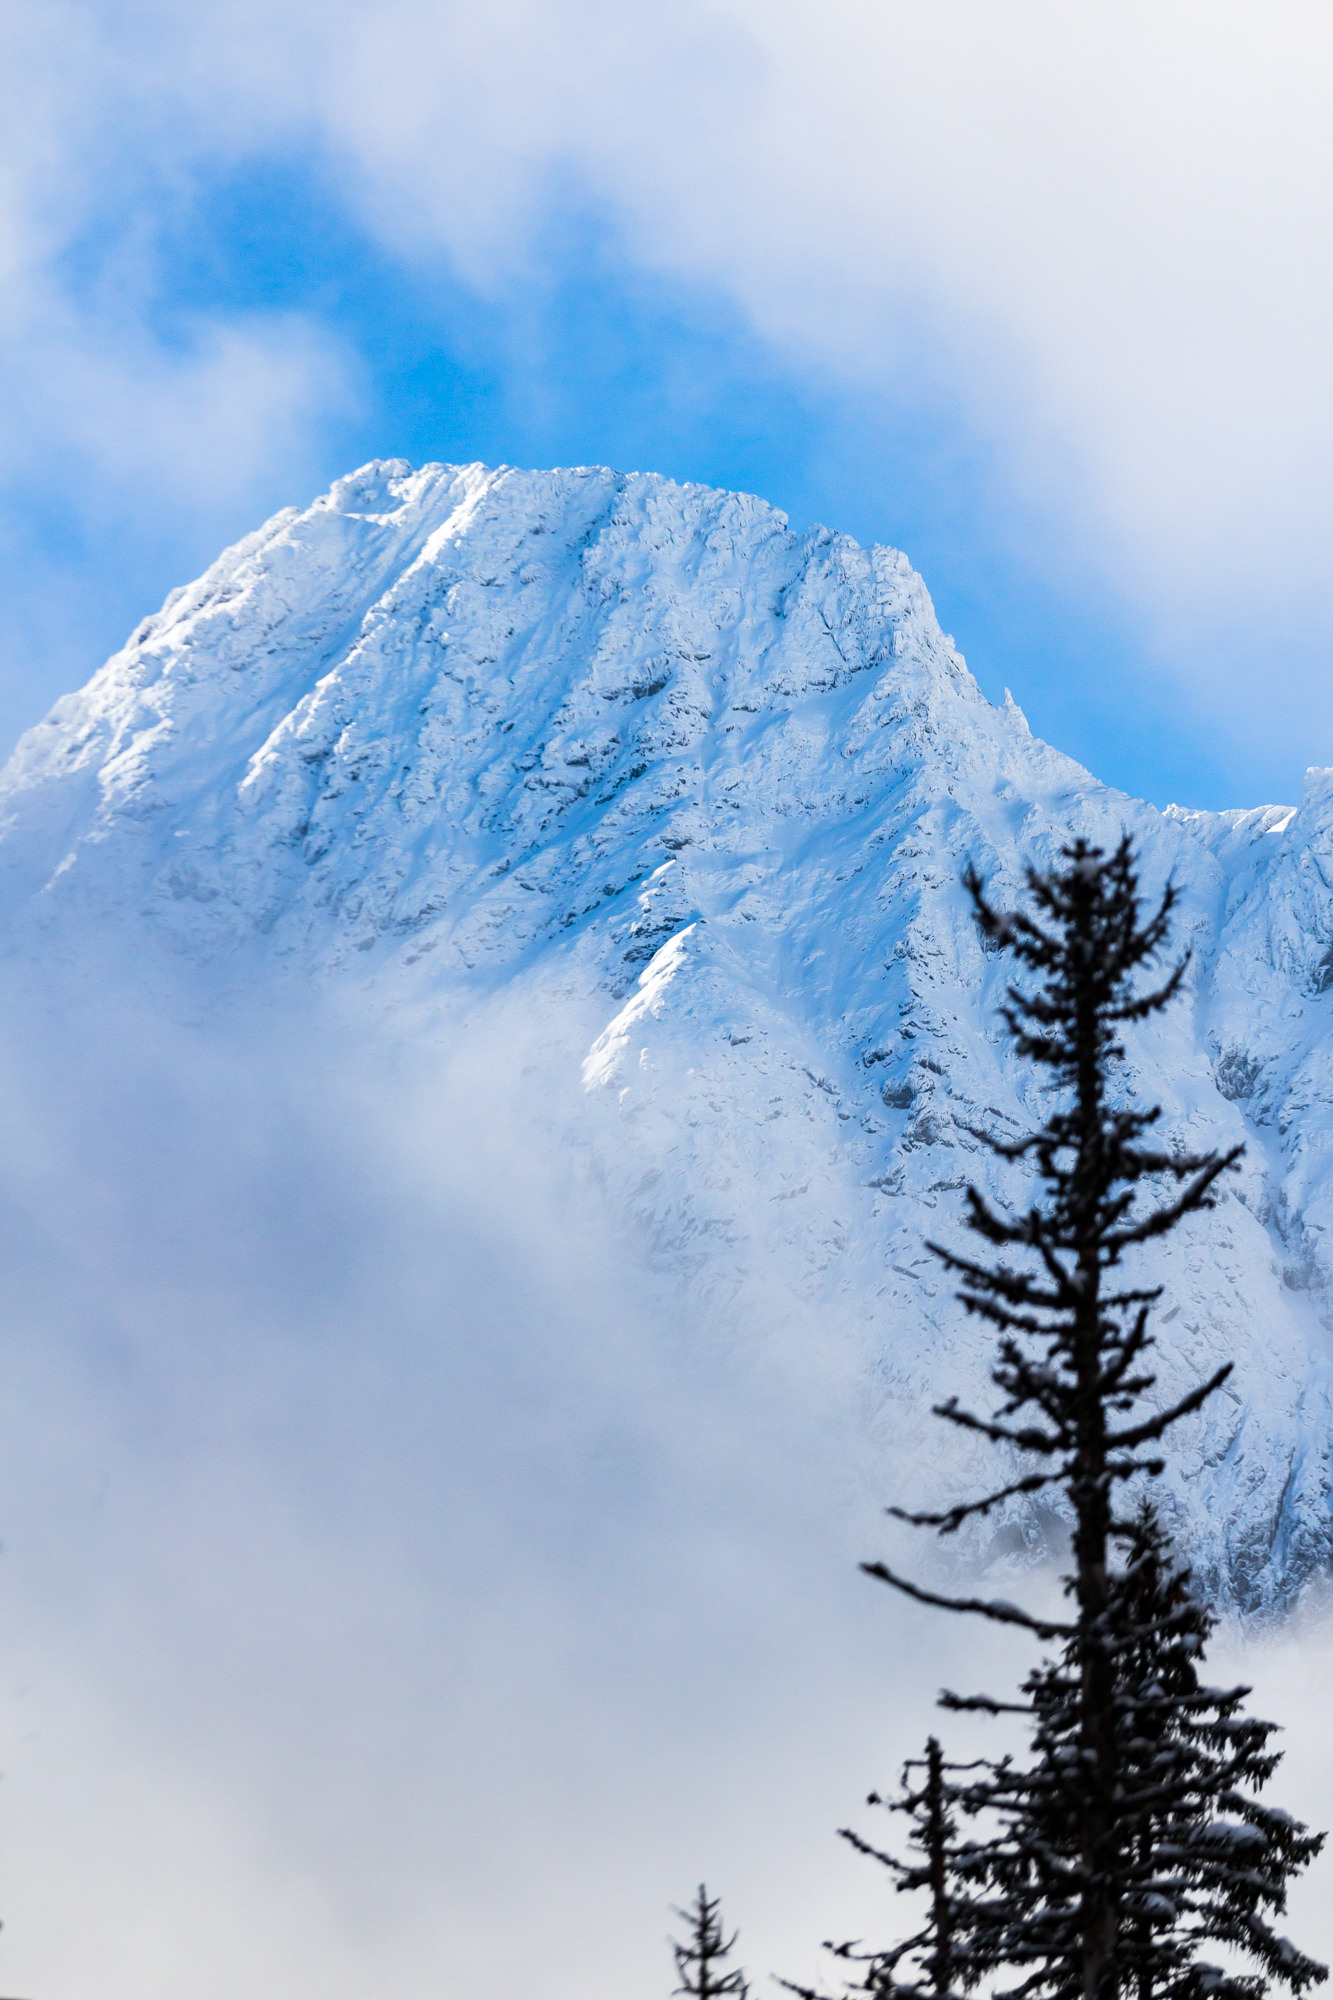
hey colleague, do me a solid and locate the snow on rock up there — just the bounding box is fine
[3,458,1333,1606]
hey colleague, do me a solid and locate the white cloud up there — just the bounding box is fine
[0,300,355,509]
[0,966,921,1997]
[0,288,358,751]
[0,0,361,745]
[7,0,1333,773]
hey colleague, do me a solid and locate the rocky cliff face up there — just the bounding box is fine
[5,458,1332,1605]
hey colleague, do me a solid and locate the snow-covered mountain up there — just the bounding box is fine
[4,458,1333,1606]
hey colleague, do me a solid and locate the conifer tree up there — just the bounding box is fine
[672,1885,750,2000]
[786,1735,994,2000]
[855,836,1325,2000]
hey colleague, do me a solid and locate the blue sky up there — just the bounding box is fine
[4,1,1332,809]
[161,159,1173,794]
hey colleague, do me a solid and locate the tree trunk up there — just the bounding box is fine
[1076,970,1117,2000]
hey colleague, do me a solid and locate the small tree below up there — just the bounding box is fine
[672,1885,750,2000]
[787,1734,995,2000]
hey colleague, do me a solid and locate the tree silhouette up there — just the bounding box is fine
[942,1502,1325,2000]
[672,1885,750,2000]
[856,837,1325,2000]
[786,1734,994,2000]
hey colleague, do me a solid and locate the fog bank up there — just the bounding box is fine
[0,972,1329,1996]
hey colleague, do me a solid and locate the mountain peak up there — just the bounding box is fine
[3,460,1331,1607]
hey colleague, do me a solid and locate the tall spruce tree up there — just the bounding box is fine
[672,1886,750,2000]
[856,837,1325,2000]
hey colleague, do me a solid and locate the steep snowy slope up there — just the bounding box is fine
[3,459,1331,1604]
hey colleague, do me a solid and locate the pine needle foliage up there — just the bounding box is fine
[672,1886,750,2000]
[858,837,1325,2000]
[945,1503,1325,2000]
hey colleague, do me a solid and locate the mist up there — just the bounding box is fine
[0,964,941,1997]
[0,961,1329,1997]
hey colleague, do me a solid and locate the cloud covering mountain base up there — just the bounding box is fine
[0,970,924,1999]
[4,460,1333,1600]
